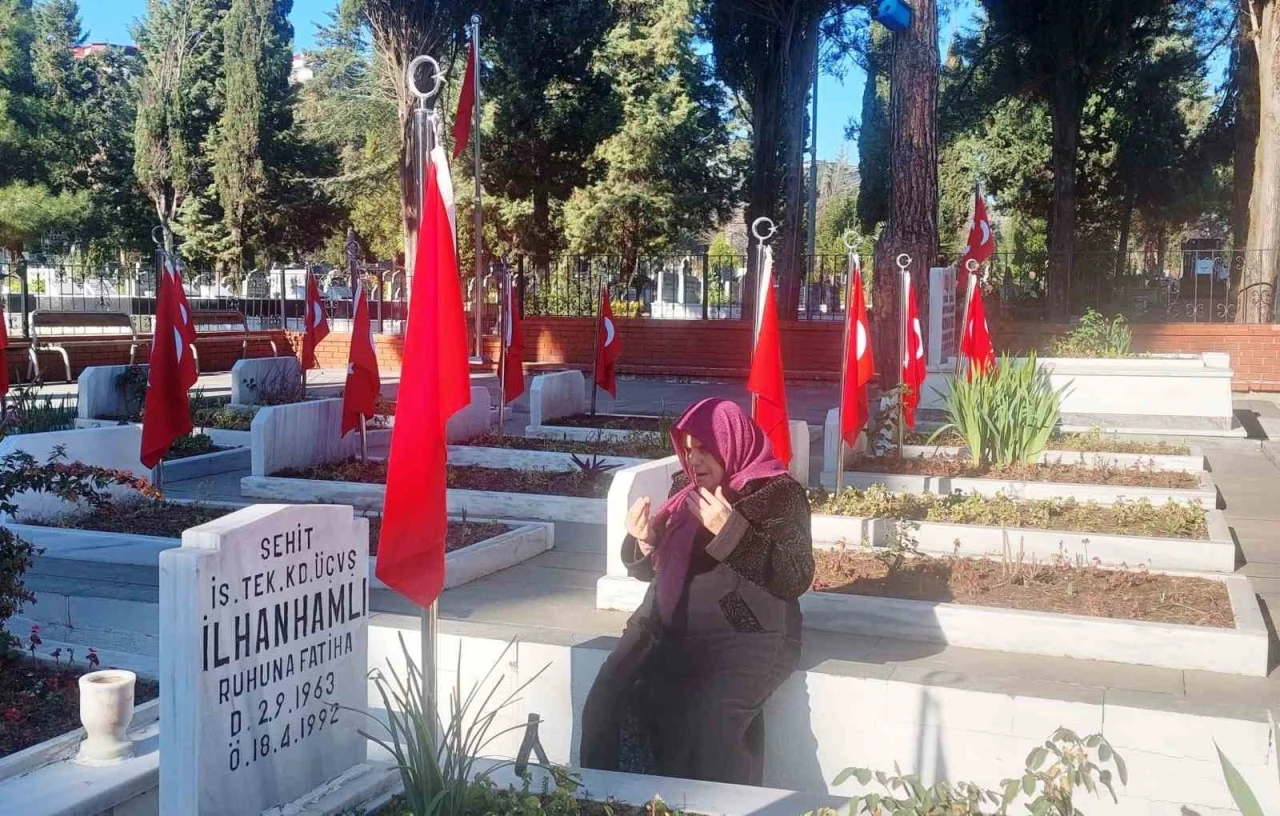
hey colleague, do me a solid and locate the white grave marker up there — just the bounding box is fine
[928,266,957,368]
[159,504,368,814]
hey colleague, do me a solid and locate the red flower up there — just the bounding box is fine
[2,707,22,725]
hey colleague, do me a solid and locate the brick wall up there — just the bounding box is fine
[989,321,1280,393]
[3,330,297,385]
[7,319,1278,392]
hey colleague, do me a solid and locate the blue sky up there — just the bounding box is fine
[80,0,976,162]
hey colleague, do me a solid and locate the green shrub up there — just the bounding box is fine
[930,353,1066,467]
[1049,309,1132,358]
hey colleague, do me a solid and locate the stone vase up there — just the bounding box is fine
[76,669,136,765]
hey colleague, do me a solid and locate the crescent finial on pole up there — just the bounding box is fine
[751,216,778,245]
[406,55,445,107]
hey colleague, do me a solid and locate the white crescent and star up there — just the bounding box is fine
[311,301,324,329]
[603,317,615,347]
[855,320,867,360]
[979,220,992,246]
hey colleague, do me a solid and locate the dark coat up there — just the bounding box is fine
[580,473,814,786]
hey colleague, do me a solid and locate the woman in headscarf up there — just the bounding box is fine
[580,398,813,786]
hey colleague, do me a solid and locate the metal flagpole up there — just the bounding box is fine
[471,14,484,363]
[407,52,445,741]
[897,253,912,459]
[589,276,602,415]
[749,217,778,420]
[348,230,366,459]
[497,266,508,438]
[149,225,168,493]
[836,230,858,494]
[955,259,979,378]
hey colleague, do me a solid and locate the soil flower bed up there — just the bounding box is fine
[0,656,159,758]
[545,413,663,432]
[811,549,1232,627]
[847,455,1200,490]
[903,429,1190,456]
[366,517,511,556]
[810,486,1209,540]
[467,432,669,459]
[39,500,229,538]
[276,458,613,499]
[35,500,515,557]
[163,433,227,461]
[192,405,256,431]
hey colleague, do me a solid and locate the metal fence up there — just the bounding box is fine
[519,252,854,322]
[3,246,1277,342]
[980,248,1279,324]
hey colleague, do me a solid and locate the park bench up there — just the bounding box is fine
[189,308,277,374]
[26,310,141,382]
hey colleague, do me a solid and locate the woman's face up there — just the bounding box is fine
[683,433,725,490]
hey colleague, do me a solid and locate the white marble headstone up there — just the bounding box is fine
[928,266,957,368]
[159,504,368,814]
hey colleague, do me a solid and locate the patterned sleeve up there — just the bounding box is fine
[704,476,814,600]
[621,473,689,582]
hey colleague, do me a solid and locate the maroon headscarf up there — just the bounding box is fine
[652,398,789,622]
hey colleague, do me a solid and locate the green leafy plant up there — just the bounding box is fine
[1215,711,1279,816]
[0,386,78,438]
[358,634,548,816]
[823,727,1124,816]
[1049,309,1132,358]
[164,433,218,460]
[569,453,622,479]
[114,364,150,422]
[930,353,1067,468]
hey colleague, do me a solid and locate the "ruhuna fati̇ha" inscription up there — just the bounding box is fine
[161,504,368,814]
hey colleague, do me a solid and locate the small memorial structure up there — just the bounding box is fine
[159,504,368,814]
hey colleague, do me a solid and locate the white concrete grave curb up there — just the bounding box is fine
[599,569,1268,676]
[368,520,553,591]
[446,445,651,471]
[819,467,1222,511]
[241,475,606,524]
[251,391,491,477]
[801,572,1268,676]
[808,509,1236,573]
[821,407,1209,477]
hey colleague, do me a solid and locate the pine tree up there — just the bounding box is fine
[212,0,294,272]
[563,0,739,279]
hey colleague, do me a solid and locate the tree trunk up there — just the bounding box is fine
[871,0,938,387]
[1046,76,1084,317]
[743,39,785,324]
[1115,189,1135,283]
[777,11,821,320]
[1234,5,1259,260]
[1241,0,1280,323]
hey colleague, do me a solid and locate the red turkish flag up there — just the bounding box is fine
[840,258,876,447]
[452,41,476,160]
[301,273,330,370]
[376,129,471,609]
[163,258,198,389]
[501,278,525,404]
[341,279,380,436]
[140,270,194,468]
[960,281,996,378]
[959,190,995,284]
[594,285,620,397]
[0,308,10,397]
[901,275,927,430]
[747,246,792,466]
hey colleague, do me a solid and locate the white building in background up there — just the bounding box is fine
[290,53,313,84]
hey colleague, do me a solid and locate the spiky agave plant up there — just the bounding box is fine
[358,634,548,816]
